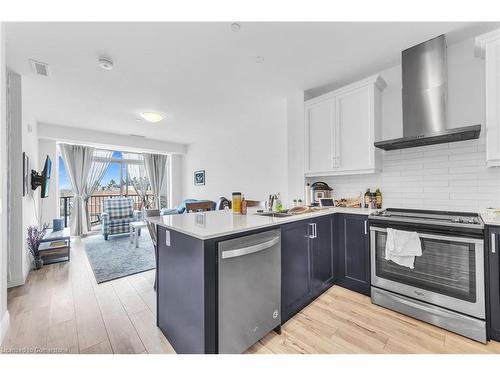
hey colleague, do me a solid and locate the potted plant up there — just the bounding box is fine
[26,223,49,270]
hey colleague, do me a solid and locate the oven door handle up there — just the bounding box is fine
[369,226,484,245]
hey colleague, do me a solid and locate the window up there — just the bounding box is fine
[58,155,72,197]
[59,148,160,226]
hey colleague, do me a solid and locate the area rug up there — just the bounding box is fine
[83,231,155,283]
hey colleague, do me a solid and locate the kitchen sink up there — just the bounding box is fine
[255,212,293,218]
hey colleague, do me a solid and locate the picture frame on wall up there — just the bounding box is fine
[194,170,205,186]
[23,152,29,196]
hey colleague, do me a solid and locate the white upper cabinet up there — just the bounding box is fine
[304,74,386,177]
[476,29,500,167]
[305,98,335,173]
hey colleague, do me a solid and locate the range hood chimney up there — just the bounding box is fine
[374,35,481,151]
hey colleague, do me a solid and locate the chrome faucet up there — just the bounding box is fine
[267,194,277,212]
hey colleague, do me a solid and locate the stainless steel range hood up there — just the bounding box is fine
[374,35,481,151]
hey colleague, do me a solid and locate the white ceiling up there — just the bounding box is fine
[6,22,499,144]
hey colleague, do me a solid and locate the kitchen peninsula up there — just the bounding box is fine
[147,207,376,354]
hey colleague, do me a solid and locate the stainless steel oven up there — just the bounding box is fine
[369,208,486,342]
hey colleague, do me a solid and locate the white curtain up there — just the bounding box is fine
[83,149,113,232]
[59,144,94,236]
[123,152,149,209]
[159,158,170,209]
[143,153,169,209]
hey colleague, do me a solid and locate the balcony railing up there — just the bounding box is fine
[59,193,155,228]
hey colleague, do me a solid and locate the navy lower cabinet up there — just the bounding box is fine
[335,214,371,296]
[487,226,500,342]
[311,215,335,293]
[281,215,334,323]
[281,220,312,323]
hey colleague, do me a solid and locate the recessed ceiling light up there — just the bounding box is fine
[230,23,241,32]
[98,57,114,70]
[140,112,163,123]
[256,56,265,64]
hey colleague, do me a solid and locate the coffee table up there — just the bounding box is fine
[130,221,148,248]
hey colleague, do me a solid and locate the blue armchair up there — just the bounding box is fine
[101,197,142,240]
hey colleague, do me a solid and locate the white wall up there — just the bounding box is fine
[286,90,306,204]
[6,70,24,288]
[38,138,58,226]
[5,72,41,287]
[307,37,500,212]
[182,97,288,203]
[38,122,187,155]
[170,154,183,207]
[0,22,10,345]
[21,76,39,281]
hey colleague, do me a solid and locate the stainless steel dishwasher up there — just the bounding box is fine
[218,229,281,354]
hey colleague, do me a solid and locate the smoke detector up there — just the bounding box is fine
[30,59,49,77]
[230,23,241,32]
[98,57,114,71]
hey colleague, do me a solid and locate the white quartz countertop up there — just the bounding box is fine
[146,207,378,240]
[480,211,500,226]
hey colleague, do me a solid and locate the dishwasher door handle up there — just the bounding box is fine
[221,236,280,259]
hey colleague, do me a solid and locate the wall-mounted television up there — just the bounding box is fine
[31,155,52,198]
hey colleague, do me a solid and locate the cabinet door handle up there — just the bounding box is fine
[308,223,315,239]
[364,220,368,235]
[492,233,496,254]
[313,223,317,239]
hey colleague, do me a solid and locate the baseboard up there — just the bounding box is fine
[0,310,10,345]
[7,276,26,288]
[7,261,30,288]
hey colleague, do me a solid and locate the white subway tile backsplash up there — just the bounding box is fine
[422,168,449,176]
[309,139,500,211]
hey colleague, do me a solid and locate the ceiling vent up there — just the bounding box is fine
[30,59,49,77]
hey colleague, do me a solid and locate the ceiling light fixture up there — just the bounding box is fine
[256,56,265,64]
[140,112,163,123]
[230,23,241,32]
[98,57,114,70]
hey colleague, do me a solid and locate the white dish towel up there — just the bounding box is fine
[385,228,422,269]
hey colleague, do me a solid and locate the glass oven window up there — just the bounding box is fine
[375,231,476,302]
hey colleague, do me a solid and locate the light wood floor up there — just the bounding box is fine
[2,235,500,354]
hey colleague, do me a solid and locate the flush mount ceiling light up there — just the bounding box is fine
[98,57,114,70]
[230,23,241,32]
[140,112,163,123]
[256,56,265,64]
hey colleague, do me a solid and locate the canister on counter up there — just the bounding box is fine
[232,192,242,214]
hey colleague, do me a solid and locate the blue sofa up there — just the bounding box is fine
[160,199,216,215]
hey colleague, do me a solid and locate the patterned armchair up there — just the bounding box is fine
[101,197,142,240]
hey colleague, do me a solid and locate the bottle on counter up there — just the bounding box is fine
[364,189,371,208]
[232,192,241,214]
[305,183,311,206]
[375,188,382,209]
[241,195,247,215]
[369,192,377,209]
[275,193,283,212]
